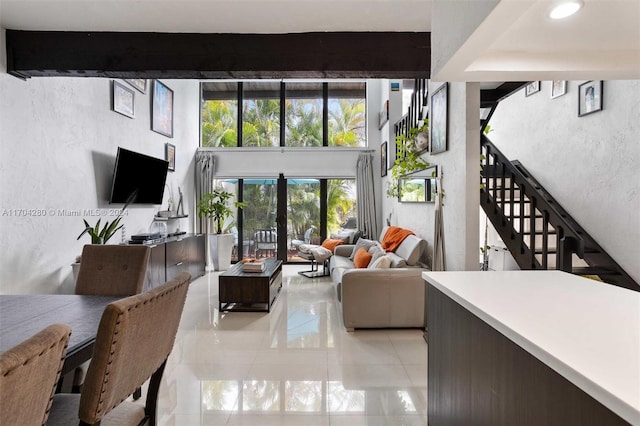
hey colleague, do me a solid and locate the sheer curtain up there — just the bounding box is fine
[356,152,379,240]
[195,150,216,234]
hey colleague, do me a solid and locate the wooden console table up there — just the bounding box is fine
[130,233,206,290]
[219,258,282,312]
[423,270,639,426]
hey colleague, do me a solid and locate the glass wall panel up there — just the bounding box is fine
[327,179,357,235]
[242,179,278,258]
[327,82,366,147]
[242,81,281,147]
[287,179,320,262]
[285,83,323,147]
[201,82,238,147]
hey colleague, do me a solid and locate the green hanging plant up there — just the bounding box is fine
[386,123,430,199]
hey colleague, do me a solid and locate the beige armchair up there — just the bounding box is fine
[0,324,71,426]
[47,272,191,426]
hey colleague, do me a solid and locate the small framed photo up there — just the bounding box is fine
[112,80,135,119]
[578,81,603,117]
[551,80,567,99]
[525,81,540,97]
[165,143,175,172]
[381,141,388,177]
[124,79,147,94]
[430,82,448,155]
[152,80,174,138]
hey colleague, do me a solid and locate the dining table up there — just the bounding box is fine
[0,294,120,377]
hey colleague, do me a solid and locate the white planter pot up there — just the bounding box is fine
[210,233,234,271]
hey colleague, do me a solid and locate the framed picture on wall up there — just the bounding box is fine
[578,80,603,117]
[165,143,175,172]
[152,80,174,138]
[112,80,135,119]
[430,82,448,155]
[551,80,567,99]
[381,142,388,177]
[124,79,147,94]
[525,81,540,96]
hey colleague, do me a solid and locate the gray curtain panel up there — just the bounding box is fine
[195,150,216,234]
[356,152,379,240]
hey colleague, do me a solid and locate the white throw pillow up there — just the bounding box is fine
[368,254,392,269]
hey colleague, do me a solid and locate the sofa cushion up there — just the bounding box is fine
[349,238,377,260]
[368,243,386,265]
[394,234,425,266]
[321,238,345,252]
[368,254,392,269]
[386,252,407,268]
[353,248,372,268]
[331,229,357,244]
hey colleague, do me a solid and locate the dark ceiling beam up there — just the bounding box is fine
[6,30,431,80]
[480,82,528,108]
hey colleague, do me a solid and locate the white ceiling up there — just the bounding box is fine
[1,0,638,80]
[0,0,432,33]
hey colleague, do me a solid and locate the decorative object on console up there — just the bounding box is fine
[152,80,174,138]
[112,80,135,119]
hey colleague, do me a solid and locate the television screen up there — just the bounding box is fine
[110,147,169,204]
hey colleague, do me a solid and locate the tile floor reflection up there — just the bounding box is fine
[156,264,428,425]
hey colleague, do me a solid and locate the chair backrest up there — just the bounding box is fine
[0,324,71,426]
[75,245,151,296]
[78,272,191,425]
[254,229,277,247]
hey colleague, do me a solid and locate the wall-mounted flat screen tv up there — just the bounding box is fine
[110,147,169,204]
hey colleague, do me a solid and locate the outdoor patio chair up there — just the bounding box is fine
[254,228,277,258]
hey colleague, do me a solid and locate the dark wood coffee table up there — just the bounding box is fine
[219,258,283,312]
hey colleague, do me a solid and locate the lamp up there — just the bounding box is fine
[549,0,584,19]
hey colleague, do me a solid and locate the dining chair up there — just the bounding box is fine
[0,324,71,426]
[47,272,191,426]
[72,244,151,395]
[75,244,151,296]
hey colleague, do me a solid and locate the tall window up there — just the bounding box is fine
[201,82,238,147]
[200,80,366,148]
[327,82,366,147]
[242,81,281,147]
[285,83,323,147]
[327,179,356,234]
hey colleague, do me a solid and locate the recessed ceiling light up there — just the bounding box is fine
[549,0,584,19]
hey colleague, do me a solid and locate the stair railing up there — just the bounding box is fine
[481,134,638,291]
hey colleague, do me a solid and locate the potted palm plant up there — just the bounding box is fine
[198,188,246,271]
[72,202,130,281]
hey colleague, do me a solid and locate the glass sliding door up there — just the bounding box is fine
[241,178,279,259]
[327,179,357,235]
[286,179,321,262]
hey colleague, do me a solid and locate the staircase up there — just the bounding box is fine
[480,134,639,292]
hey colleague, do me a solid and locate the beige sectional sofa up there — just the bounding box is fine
[329,226,428,331]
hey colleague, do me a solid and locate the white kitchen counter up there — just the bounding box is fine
[423,270,640,425]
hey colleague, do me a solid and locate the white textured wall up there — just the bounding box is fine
[489,80,640,283]
[0,29,200,294]
[382,82,480,270]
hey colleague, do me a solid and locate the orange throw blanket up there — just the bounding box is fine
[381,226,415,253]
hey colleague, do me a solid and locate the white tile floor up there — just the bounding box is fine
[156,264,428,426]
